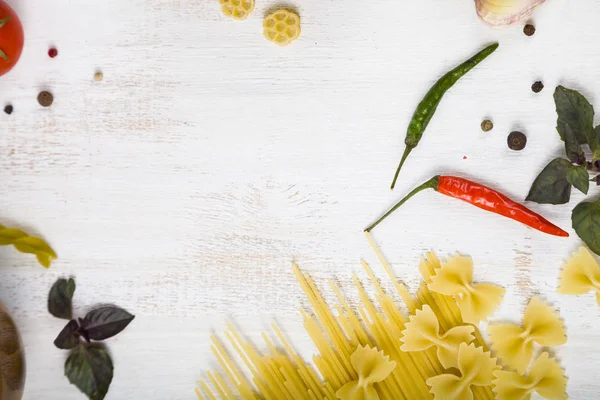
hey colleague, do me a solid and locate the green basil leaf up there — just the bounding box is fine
[572,199,600,256]
[48,278,76,320]
[554,85,594,144]
[526,158,572,204]
[567,165,590,194]
[54,320,81,350]
[564,124,586,165]
[65,344,113,400]
[82,306,135,341]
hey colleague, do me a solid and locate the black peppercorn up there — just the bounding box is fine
[524,24,536,36]
[531,81,544,93]
[508,131,527,151]
[37,91,53,107]
[4,104,13,115]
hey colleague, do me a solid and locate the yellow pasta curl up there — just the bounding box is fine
[426,343,498,400]
[335,345,396,400]
[263,9,301,46]
[488,297,566,374]
[427,255,505,324]
[219,0,254,20]
[493,352,567,400]
[558,247,600,305]
[0,224,56,268]
[400,305,475,369]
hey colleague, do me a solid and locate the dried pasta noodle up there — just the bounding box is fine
[493,352,567,400]
[401,304,475,369]
[197,233,528,400]
[427,255,505,324]
[0,223,56,268]
[488,297,566,374]
[426,343,498,400]
[219,0,254,20]
[558,247,600,305]
[263,9,301,46]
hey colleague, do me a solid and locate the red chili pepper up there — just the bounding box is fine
[365,175,569,237]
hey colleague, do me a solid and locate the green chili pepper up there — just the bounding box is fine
[390,42,499,190]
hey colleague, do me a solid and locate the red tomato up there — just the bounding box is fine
[0,1,23,77]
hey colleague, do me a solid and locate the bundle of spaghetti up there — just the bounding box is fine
[197,235,501,399]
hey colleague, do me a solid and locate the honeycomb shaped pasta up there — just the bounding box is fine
[219,0,254,20]
[264,9,301,46]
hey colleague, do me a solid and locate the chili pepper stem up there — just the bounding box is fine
[390,146,413,190]
[367,176,439,232]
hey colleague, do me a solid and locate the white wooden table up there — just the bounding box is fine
[1,0,599,398]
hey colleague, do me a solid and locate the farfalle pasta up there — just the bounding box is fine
[427,255,505,324]
[400,305,474,369]
[493,352,567,400]
[336,345,396,400]
[426,343,498,400]
[558,247,600,305]
[488,297,566,374]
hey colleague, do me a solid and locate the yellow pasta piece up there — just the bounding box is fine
[558,247,600,306]
[488,297,566,374]
[400,305,475,369]
[219,0,254,20]
[0,224,57,268]
[263,9,301,46]
[426,343,498,400]
[493,352,567,400]
[427,255,505,324]
[335,345,396,400]
[418,252,441,284]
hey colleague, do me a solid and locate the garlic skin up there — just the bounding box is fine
[475,0,546,27]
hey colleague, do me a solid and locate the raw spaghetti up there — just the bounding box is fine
[196,233,567,399]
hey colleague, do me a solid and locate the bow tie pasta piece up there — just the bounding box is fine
[493,352,567,400]
[336,345,396,400]
[488,297,566,374]
[558,247,600,306]
[426,343,498,400]
[400,305,475,369]
[219,0,254,20]
[264,9,301,46]
[427,255,505,324]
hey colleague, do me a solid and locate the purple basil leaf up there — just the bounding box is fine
[81,306,135,341]
[54,319,80,349]
[65,344,113,400]
[48,278,76,320]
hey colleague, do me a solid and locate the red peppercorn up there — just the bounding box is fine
[48,47,58,58]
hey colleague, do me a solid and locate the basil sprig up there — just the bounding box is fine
[48,278,134,400]
[527,85,600,254]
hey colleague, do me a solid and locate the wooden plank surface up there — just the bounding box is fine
[1,0,599,398]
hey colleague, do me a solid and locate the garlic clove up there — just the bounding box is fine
[475,0,546,27]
